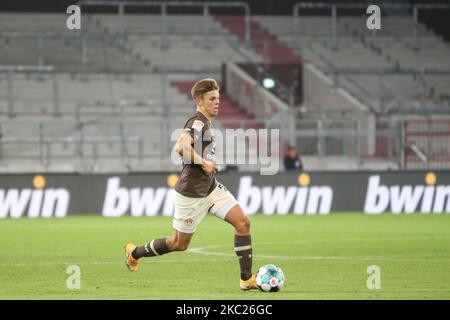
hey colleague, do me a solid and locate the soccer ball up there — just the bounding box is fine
[255,264,285,292]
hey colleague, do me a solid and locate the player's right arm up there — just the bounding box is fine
[175,132,217,176]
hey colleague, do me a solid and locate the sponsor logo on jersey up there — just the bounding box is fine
[192,120,204,132]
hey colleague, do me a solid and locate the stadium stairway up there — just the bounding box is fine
[170,80,260,130]
[213,15,301,64]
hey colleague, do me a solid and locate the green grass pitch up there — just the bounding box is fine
[0,214,449,300]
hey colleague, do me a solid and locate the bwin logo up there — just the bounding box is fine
[102,176,177,217]
[237,174,333,215]
[364,173,450,214]
[0,175,70,218]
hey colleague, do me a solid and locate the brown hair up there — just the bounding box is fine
[191,78,219,100]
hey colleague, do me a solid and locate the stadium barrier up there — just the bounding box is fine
[293,2,450,50]
[404,119,450,170]
[78,0,251,49]
[0,170,449,218]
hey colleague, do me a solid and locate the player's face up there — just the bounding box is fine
[197,90,219,118]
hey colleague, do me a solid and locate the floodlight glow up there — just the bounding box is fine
[262,78,275,89]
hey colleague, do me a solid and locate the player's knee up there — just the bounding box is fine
[236,217,251,234]
[243,217,251,232]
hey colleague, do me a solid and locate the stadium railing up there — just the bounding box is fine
[0,136,143,166]
[267,4,450,115]
[0,65,55,117]
[77,0,252,49]
[293,2,450,51]
[4,115,447,171]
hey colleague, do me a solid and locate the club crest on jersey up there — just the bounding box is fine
[192,120,204,132]
[184,218,194,226]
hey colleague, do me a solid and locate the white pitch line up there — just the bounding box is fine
[249,236,450,246]
[0,258,230,268]
[187,242,450,262]
[0,235,448,267]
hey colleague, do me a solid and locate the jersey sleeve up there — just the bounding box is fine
[184,118,205,142]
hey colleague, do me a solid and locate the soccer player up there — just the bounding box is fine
[124,78,258,290]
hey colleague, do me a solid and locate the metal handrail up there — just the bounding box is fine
[3,117,448,169]
[293,2,450,50]
[0,65,54,72]
[77,0,251,48]
[409,143,428,164]
[2,136,140,143]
